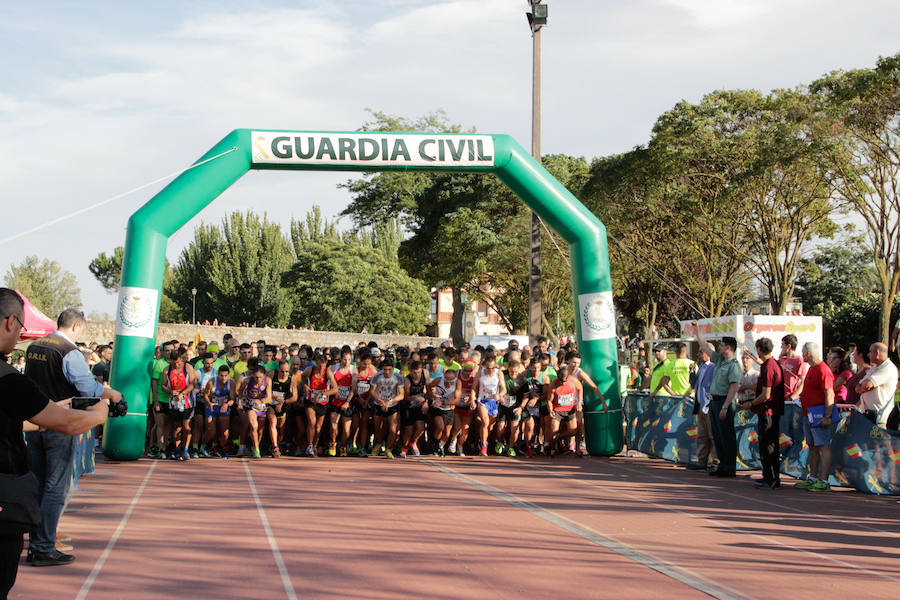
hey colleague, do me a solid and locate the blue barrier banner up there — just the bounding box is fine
[624,393,900,496]
[73,430,96,482]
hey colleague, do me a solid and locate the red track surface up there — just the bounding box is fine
[10,453,899,600]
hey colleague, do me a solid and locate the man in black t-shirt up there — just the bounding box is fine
[0,289,114,597]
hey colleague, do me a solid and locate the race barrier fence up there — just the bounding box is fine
[623,393,900,496]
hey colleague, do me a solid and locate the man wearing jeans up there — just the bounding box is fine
[693,322,742,478]
[24,309,120,566]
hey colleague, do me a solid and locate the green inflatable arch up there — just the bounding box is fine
[104,129,623,460]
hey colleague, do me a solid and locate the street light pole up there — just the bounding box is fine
[526,1,547,345]
[191,288,197,324]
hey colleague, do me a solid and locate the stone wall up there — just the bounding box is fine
[83,321,448,349]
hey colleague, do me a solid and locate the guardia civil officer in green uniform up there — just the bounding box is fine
[692,321,742,477]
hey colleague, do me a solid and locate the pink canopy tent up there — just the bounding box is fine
[16,290,57,339]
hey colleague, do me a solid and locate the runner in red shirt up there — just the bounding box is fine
[546,364,582,456]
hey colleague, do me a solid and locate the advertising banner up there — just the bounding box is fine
[251,131,495,168]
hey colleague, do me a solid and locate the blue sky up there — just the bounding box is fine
[1,0,898,317]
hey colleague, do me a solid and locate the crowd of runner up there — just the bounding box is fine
[139,334,607,461]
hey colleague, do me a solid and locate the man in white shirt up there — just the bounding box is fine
[855,343,899,427]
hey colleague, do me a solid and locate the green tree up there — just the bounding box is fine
[794,236,878,317]
[171,211,293,326]
[811,52,900,342]
[285,208,430,333]
[89,246,182,322]
[88,247,125,293]
[5,256,81,318]
[823,293,899,350]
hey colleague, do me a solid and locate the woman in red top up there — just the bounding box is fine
[448,360,477,456]
[161,348,196,461]
[328,348,357,456]
[827,347,853,405]
[545,364,581,456]
[299,353,337,457]
[353,352,378,457]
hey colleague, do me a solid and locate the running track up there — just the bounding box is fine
[11,453,899,599]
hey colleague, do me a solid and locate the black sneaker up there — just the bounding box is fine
[30,549,75,567]
[754,480,781,489]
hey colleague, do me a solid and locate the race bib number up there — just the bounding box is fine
[357,382,371,395]
[311,389,326,404]
[338,386,351,400]
[557,393,575,408]
[501,395,517,408]
[170,396,187,411]
[272,391,285,399]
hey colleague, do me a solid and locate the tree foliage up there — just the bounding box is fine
[5,256,81,319]
[171,212,293,326]
[285,209,430,333]
[812,51,900,342]
[794,235,878,317]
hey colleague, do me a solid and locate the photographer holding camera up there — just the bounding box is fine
[23,307,123,568]
[0,290,114,598]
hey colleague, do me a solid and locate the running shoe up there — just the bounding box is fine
[339,446,348,457]
[372,443,383,457]
[399,449,407,458]
[147,447,160,458]
[506,447,517,457]
[359,447,368,458]
[272,447,282,458]
[200,447,211,458]
[328,443,337,457]
[189,448,199,459]
[436,446,445,457]
[794,478,816,489]
[479,444,488,457]
[385,449,394,459]
[237,445,249,457]
[183,447,192,461]
[252,448,261,459]
[175,448,185,461]
[494,442,504,455]
[525,445,533,458]
[410,442,420,456]
[447,440,457,455]
[810,480,831,492]
[306,445,317,457]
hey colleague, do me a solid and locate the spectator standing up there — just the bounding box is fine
[845,345,871,407]
[688,346,717,472]
[827,347,853,404]
[651,342,694,398]
[855,343,899,427]
[739,338,784,489]
[91,344,112,383]
[778,334,807,405]
[796,342,835,492]
[648,345,673,397]
[737,353,760,404]
[24,309,122,565]
[692,323,742,478]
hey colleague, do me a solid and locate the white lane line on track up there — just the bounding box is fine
[74,461,157,600]
[612,461,900,538]
[419,458,750,600]
[243,460,298,600]
[515,459,900,584]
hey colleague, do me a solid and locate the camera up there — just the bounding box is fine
[71,397,128,418]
